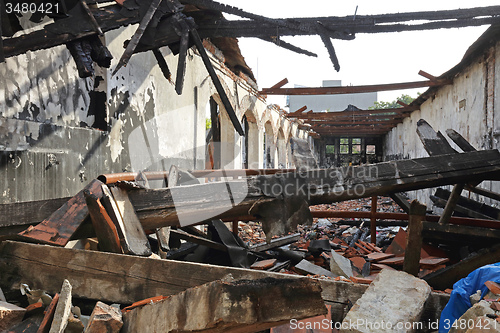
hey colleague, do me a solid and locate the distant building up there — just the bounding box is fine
[287,80,377,112]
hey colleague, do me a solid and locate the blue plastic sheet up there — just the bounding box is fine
[439,262,500,332]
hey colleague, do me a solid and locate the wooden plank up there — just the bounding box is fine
[446,129,477,152]
[430,195,494,220]
[416,119,464,225]
[0,241,358,305]
[416,119,456,156]
[435,188,500,219]
[319,31,340,71]
[403,200,426,276]
[422,221,500,240]
[112,0,164,75]
[18,179,103,246]
[466,185,500,202]
[438,183,465,225]
[174,27,189,95]
[389,193,411,214]
[122,277,326,333]
[367,252,395,262]
[370,196,377,243]
[294,259,336,278]
[190,28,244,136]
[84,191,122,253]
[424,243,500,290]
[0,197,70,228]
[260,80,450,95]
[101,185,152,256]
[109,187,151,256]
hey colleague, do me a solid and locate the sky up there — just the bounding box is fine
[216,1,498,110]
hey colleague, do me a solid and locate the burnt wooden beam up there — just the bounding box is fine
[269,78,288,89]
[190,28,244,136]
[446,129,477,152]
[317,22,340,71]
[423,243,500,290]
[416,119,456,156]
[416,119,465,225]
[122,277,327,333]
[3,5,500,61]
[430,195,495,220]
[390,193,411,214]
[17,179,103,247]
[113,0,164,75]
[128,150,500,229]
[0,197,70,229]
[80,0,103,36]
[259,36,317,57]
[174,26,190,95]
[84,190,122,253]
[465,185,500,202]
[0,240,363,305]
[0,241,449,327]
[307,119,404,126]
[287,106,418,119]
[249,233,300,252]
[152,48,172,82]
[197,15,500,39]
[403,200,426,276]
[169,228,227,252]
[261,80,451,95]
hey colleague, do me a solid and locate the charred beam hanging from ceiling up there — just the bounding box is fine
[152,48,172,82]
[112,0,165,75]
[190,28,244,136]
[3,4,500,60]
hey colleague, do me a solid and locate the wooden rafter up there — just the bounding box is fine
[261,79,451,95]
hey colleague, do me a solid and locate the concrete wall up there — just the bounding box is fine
[383,41,500,208]
[0,24,307,203]
[288,80,377,112]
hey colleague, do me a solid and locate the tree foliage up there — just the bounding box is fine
[368,94,418,109]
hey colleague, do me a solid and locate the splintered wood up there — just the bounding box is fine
[122,277,326,333]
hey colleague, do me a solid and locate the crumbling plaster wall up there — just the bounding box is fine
[0,23,306,203]
[383,40,500,207]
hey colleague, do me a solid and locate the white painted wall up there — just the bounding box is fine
[384,40,500,208]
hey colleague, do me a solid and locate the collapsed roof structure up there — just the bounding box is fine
[2,1,500,332]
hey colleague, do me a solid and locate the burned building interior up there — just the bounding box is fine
[3,1,500,332]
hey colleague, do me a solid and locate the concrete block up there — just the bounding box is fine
[85,301,123,333]
[340,269,431,332]
[450,301,496,333]
[330,249,353,277]
[0,300,26,331]
[49,279,72,333]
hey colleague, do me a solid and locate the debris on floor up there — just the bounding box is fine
[3,123,500,331]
